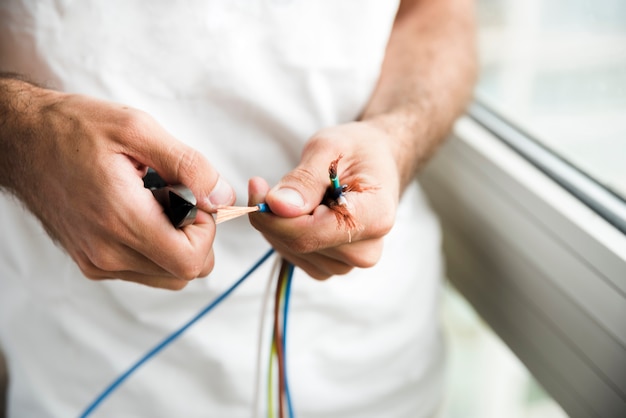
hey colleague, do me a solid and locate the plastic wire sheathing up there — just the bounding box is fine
[79,248,276,418]
[282,263,295,418]
[257,202,271,213]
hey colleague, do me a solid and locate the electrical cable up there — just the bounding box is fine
[252,255,281,418]
[282,263,295,418]
[268,339,277,418]
[266,259,296,418]
[78,248,275,418]
[273,265,287,418]
[81,155,355,417]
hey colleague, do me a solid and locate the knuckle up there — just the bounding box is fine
[344,240,384,268]
[352,253,380,269]
[283,167,322,191]
[302,134,336,155]
[169,239,215,280]
[309,271,332,281]
[304,266,332,281]
[119,108,152,137]
[126,107,152,126]
[300,256,353,280]
[174,148,202,185]
[199,255,215,278]
[81,267,102,281]
[175,260,204,281]
[289,236,322,255]
[329,264,354,276]
[76,257,105,280]
[89,248,121,272]
[369,210,395,238]
[166,280,189,291]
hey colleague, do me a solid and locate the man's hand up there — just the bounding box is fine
[248,0,476,280]
[248,122,400,280]
[0,79,235,289]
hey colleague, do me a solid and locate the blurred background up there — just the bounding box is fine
[476,0,626,199]
[442,285,568,418]
[441,1,626,417]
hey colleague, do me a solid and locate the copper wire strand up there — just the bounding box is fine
[325,155,377,231]
[215,205,261,224]
[342,177,377,194]
[328,154,343,180]
[327,202,358,231]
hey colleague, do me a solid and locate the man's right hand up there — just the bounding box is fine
[0,78,234,289]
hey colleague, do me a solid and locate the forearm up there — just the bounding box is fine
[0,74,57,201]
[360,0,477,192]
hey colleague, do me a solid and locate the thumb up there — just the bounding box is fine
[130,120,235,212]
[266,158,330,218]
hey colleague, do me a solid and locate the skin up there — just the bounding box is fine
[249,0,477,279]
[0,81,235,290]
[0,0,475,288]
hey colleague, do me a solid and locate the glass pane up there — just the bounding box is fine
[442,285,568,418]
[476,0,626,200]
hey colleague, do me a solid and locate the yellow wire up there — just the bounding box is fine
[268,259,291,418]
[268,339,276,418]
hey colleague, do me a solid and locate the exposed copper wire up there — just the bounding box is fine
[328,154,342,182]
[324,155,376,231]
[215,205,262,224]
[326,202,358,231]
[342,177,373,194]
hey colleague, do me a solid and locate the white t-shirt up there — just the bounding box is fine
[0,1,444,417]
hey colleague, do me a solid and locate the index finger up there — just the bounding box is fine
[121,110,233,212]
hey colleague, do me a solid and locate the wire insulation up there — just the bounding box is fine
[273,265,287,418]
[79,248,275,418]
[265,259,296,418]
[282,263,295,418]
[252,255,281,418]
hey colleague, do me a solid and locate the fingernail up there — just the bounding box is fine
[208,177,234,207]
[272,187,305,208]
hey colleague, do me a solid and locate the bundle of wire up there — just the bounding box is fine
[78,249,278,417]
[79,154,365,417]
[252,258,296,418]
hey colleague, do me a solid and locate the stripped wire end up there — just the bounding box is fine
[215,203,270,224]
[328,154,342,190]
[324,154,375,232]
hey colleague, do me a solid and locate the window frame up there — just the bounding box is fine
[468,100,626,235]
[419,103,626,418]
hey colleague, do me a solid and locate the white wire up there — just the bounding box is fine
[251,253,281,418]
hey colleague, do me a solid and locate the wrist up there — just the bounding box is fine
[359,108,424,193]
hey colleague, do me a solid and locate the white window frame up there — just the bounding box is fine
[419,104,626,418]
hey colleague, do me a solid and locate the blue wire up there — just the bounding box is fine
[282,262,296,418]
[79,248,275,418]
